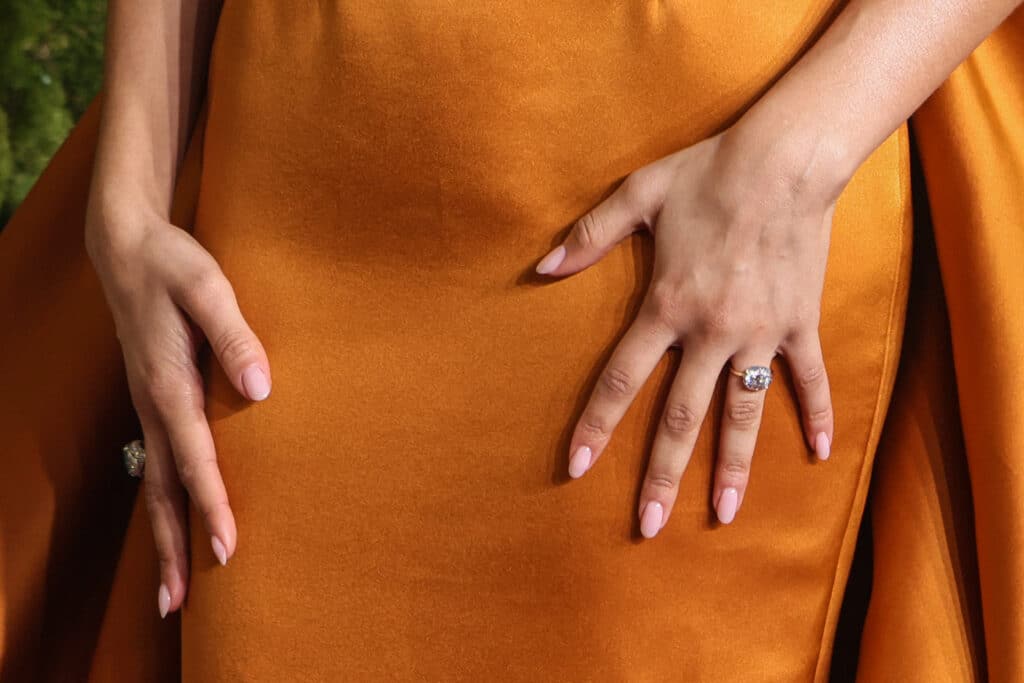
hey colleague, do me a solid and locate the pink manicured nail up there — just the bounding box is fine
[568,445,592,478]
[535,245,566,274]
[158,583,171,619]
[640,501,664,538]
[815,432,831,461]
[211,535,228,566]
[242,365,270,401]
[716,487,738,524]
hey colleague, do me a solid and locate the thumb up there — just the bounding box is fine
[173,266,272,402]
[535,176,648,277]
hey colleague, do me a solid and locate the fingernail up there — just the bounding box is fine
[568,445,592,478]
[535,245,566,275]
[158,583,171,619]
[211,535,228,566]
[815,432,831,461]
[242,365,270,401]
[640,501,664,538]
[716,487,738,524]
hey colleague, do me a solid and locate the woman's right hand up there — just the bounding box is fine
[85,205,272,618]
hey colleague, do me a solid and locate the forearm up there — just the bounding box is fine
[724,0,1023,203]
[87,0,220,242]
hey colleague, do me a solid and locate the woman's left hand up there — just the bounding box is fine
[534,126,840,537]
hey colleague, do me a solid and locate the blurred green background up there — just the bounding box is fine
[0,0,107,231]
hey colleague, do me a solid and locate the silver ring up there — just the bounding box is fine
[728,364,773,391]
[122,439,146,478]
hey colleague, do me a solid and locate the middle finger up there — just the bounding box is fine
[638,343,728,538]
[151,368,237,568]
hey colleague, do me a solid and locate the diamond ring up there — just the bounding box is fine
[729,364,773,391]
[122,439,146,478]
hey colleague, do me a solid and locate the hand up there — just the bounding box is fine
[85,205,271,616]
[534,127,837,537]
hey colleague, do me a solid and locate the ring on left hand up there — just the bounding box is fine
[728,364,774,391]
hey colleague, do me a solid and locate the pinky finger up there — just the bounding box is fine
[782,331,834,461]
[138,413,191,617]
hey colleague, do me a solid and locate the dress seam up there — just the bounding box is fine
[811,121,912,682]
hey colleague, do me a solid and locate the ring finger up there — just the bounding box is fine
[712,348,777,525]
[136,408,189,618]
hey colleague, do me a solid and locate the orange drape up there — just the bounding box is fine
[854,10,1024,681]
[0,94,207,682]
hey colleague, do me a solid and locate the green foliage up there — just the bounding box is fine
[0,0,107,230]
[0,110,13,199]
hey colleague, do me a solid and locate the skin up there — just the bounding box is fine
[84,0,1022,619]
[85,0,250,620]
[544,0,1024,536]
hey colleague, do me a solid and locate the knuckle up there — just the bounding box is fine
[599,365,635,398]
[175,458,199,489]
[130,382,161,424]
[726,399,761,428]
[748,317,773,338]
[175,453,215,490]
[578,416,610,442]
[147,367,181,397]
[808,404,834,425]
[618,173,649,217]
[182,266,229,309]
[790,306,821,330]
[645,471,678,493]
[663,400,700,436]
[797,363,827,391]
[646,285,686,329]
[147,368,197,413]
[618,171,640,198]
[200,495,231,521]
[574,211,604,250]
[697,305,740,341]
[156,551,178,576]
[212,328,259,367]
[720,458,750,478]
[144,477,172,509]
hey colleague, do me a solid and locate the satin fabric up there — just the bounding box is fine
[0,3,1019,681]
[852,9,1024,681]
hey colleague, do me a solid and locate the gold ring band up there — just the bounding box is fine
[728,364,774,391]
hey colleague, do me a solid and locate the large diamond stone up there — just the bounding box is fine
[741,366,773,391]
[122,439,146,478]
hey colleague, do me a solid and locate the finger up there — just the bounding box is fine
[567,315,676,479]
[171,260,272,402]
[638,345,726,539]
[782,331,834,461]
[712,351,775,525]
[535,174,649,277]
[148,358,237,569]
[137,410,190,618]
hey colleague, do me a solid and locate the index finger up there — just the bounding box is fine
[567,316,675,479]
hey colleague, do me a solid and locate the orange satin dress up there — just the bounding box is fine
[1,2,1022,681]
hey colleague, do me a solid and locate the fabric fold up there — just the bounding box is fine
[0,92,208,682]
[855,9,1024,681]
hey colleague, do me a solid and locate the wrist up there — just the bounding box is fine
[718,101,855,211]
[84,187,165,265]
